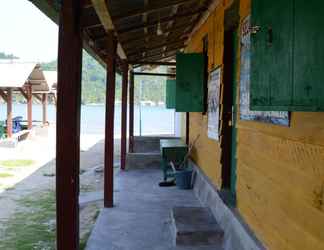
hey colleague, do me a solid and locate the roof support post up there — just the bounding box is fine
[120,62,129,170]
[27,85,33,130]
[56,0,83,249]
[104,32,117,208]
[42,93,48,125]
[128,70,135,153]
[6,88,12,138]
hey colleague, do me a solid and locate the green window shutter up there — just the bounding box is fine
[293,0,324,110]
[251,0,324,111]
[250,0,294,111]
[166,79,176,109]
[176,53,205,112]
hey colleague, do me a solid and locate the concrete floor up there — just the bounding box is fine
[86,168,221,250]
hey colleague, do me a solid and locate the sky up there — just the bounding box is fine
[0,0,58,62]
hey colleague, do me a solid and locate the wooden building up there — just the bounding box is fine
[29,0,324,249]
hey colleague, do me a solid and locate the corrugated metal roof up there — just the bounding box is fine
[0,61,38,88]
[0,62,56,93]
[43,71,57,92]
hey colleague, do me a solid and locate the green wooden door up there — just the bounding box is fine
[166,79,176,109]
[293,0,324,110]
[176,53,205,112]
[250,0,294,110]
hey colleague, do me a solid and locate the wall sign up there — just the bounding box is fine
[239,15,290,126]
[208,67,221,140]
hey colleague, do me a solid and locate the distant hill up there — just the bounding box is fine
[0,52,19,60]
[41,50,167,105]
[0,51,166,105]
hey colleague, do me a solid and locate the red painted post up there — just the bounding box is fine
[121,62,129,170]
[128,70,134,152]
[27,84,32,130]
[42,93,48,125]
[6,88,12,138]
[56,1,83,249]
[104,32,117,208]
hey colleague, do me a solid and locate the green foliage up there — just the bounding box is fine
[0,52,19,60]
[41,50,167,104]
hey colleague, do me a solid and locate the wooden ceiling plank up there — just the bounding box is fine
[90,0,127,59]
[119,23,192,45]
[127,38,186,56]
[118,7,206,34]
[127,61,176,66]
[112,0,197,21]
[129,47,182,60]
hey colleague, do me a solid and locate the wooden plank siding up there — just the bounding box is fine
[184,0,324,249]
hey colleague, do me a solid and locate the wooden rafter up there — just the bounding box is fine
[138,52,178,62]
[129,48,180,62]
[127,61,176,66]
[90,0,127,59]
[118,7,206,34]
[120,23,192,45]
[18,88,28,100]
[112,0,198,21]
[127,39,186,57]
[133,72,176,77]
[33,93,43,102]
[0,89,8,102]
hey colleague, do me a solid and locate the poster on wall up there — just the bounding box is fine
[208,67,221,140]
[239,15,290,126]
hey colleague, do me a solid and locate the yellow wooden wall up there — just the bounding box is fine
[185,0,324,249]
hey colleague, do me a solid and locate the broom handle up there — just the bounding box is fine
[178,134,200,169]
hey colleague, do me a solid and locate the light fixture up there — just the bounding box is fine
[157,22,163,36]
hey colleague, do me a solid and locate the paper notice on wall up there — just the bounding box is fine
[208,67,221,140]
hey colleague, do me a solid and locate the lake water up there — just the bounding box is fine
[0,104,175,136]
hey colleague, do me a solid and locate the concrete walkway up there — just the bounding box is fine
[86,168,221,250]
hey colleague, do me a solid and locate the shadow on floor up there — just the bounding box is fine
[86,167,221,250]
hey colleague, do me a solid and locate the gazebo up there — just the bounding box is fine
[0,62,56,139]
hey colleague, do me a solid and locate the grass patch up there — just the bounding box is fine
[0,159,35,168]
[0,172,13,178]
[0,190,56,250]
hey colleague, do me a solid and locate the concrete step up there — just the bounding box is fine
[126,152,161,169]
[171,207,224,247]
[133,136,179,153]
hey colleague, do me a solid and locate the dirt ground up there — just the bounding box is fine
[0,126,121,249]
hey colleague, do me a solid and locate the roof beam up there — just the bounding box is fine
[120,23,192,45]
[127,39,186,57]
[127,61,176,66]
[129,48,180,61]
[112,0,197,21]
[18,88,28,100]
[133,72,176,77]
[118,8,206,34]
[142,50,180,60]
[90,0,127,59]
[0,89,8,102]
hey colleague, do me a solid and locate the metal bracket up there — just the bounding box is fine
[250,25,261,34]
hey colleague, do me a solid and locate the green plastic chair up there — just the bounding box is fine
[0,121,5,139]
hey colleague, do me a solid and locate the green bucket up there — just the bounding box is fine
[175,169,193,189]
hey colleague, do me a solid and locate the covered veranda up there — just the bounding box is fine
[29,0,231,249]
